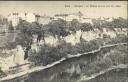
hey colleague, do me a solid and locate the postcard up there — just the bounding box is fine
[0,1,127,82]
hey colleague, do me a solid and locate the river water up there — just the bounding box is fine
[3,44,127,82]
[86,68,128,82]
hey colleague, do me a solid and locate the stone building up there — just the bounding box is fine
[0,45,26,71]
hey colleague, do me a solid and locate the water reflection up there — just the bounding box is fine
[86,68,128,82]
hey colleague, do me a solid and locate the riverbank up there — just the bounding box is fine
[0,42,127,82]
[0,57,66,81]
[77,64,128,82]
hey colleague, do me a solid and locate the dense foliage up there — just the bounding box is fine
[28,34,127,66]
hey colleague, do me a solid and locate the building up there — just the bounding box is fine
[7,12,94,27]
[0,45,27,71]
[82,18,93,24]
[36,14,53,25]
[0,53,15,71]
[106,17,114,22]
[54,11,95,25]
[7,12,39,27]
[54,11,83,22]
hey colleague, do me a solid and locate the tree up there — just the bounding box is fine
[46,19,70,40]
[69,19,81,33]
[8,21,14,32]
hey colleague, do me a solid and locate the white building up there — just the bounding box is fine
[54,11,83,22]
[82,18,93,24]
[54,12,95,25]
[54,14,69,20]
[106,17,114,22]
[36,15,53,25]
[66,14,80,21]
[7,12,38,27]
[14,45,25,65]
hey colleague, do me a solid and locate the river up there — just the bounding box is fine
[86,68,128,82]
[2,43,127,82]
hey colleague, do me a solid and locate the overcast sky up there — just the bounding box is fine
[0,1,127,18]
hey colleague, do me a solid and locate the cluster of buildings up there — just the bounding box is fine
[7,12,53,27]
[7,11,114,27]
[8,12,40,27]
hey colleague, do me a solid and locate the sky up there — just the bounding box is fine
[0,1,127,18]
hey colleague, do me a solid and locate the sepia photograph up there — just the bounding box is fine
[0,1,127,82]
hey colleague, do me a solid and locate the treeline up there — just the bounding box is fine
[16,17,127,39]
[6,17,127,48]
[0,15,8,26]
[92,17,127,31]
